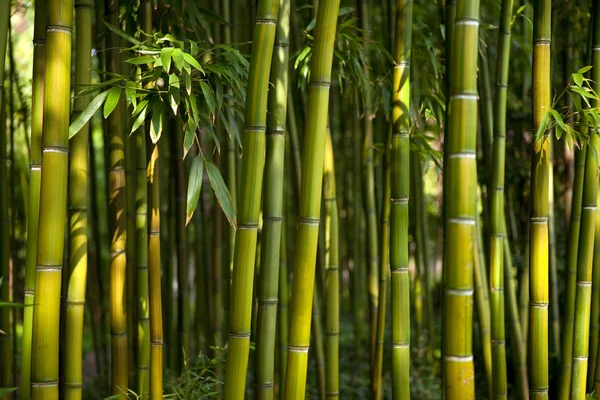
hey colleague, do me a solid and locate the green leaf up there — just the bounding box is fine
[0,302,24,308]
[338,7,354,16]
[76,78,122,97]
[573,73,584,88]
[205,160,236,229]
[104,22,143,45]
[103,86,122,118]
[130,102,149,134]
[183,72,192,96]
[125,55,155,65]
[186,155,204,225]
[161,47,174,73]
[69,89,111,139]
[535,111,551,142]
[183,53,204,74]
[200,81,216,114]
[550,109,567,132]
[150,101,165,143]
[184,120,196,159]
[295,46,311,69]
[172,48,185,71]
[579,65,593,74]
[125,81,137,109]
[169,74,181,115]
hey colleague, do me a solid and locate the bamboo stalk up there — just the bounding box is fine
[20,2,45,397]
[373,133,390,398]
[529,0,551,397]
[323,130,339,399]
[356,0,380,365]
[64,1,92,398]
[570,5,600,395]
[283,0,340,396]
[30,0,73,397]
[137,3,152,396]
[223,0,280,396]
[104,0,128,393]
[278,213,289,395]
[390,0,413,397]
[148,143,163,399]
[548,141,560,362]
[0,1,10,394]
[503,218,529,400]
[254,0,289,396]
[488,0,514,395]
[589,184,600,392]
[442,0,479,397]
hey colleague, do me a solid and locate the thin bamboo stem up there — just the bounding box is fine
[283,0,340,396]
[20,2,45,397]
[64,1,92,398]
[223,0,280,396]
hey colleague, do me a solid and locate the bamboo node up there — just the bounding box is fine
[576,282,592,287]
[229,332,251,339]
[255,18,277,25]
[391,197,409,204]
[529,302,548,308]
[288,345,309,353]
[491,340,506,345]
[31,380,59,387]
[530,216,549,223]
[533,39,551,46]
[309,81,331,88]
[238,223,259,230]
[455,18,479,26]
[582,205,597,210]
[263,216,284,222]
[394,61,410,68]
[529,388,549,393]
[297,217,320,225]
[244,126,266,132]
[66,299,86,305]
[43,146,69,155]
[447,217,476,225]
[33,39,46,46]
[36,265,62,272]
[266,129,286,135]
[24,290,34,296]
[443,355,473,362]
[447,151,476,159]
[451,94,478,101]
[392,343,410,348]
[47,25,73,34]
[274,41,290,48]
[444,288,474,296]
[257,299,278,305]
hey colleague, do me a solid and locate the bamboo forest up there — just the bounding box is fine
[3,0,600,399]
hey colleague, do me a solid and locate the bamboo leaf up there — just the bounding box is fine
[150,101,165,143]
[205,160,236,229]
[125,55,155,65]
[103,86,122,118]
[295,47,311,69]
[76,78,122,97]
[200,81,216,114]
[172,48,185,71]
[184,53,205,74]
[573,73,584,88]
[535,111,551,142]
[125,81,137,109]
[104,21,143,45]
[186,155,204,225]
[579,65,593,74]
[69,89,111,139]
[184,120,196,159]
[161,47,174,73]
[130,102,149,134]
[169,74,181,115]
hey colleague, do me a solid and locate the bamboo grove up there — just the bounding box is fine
[4,0,600,399]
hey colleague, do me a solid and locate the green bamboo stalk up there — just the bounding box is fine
[172,122,190,368]
[0,1,9,394]
[390,0,413,397]
[311,288,327,400]
[488,0,514,395]
[503,218,529,400]
[254,0,289,395]
[357,0,380,363]
[373,133,390,399]
[21,2,45,397]
[323,130,339,399]
[548,141,560,362]
[570,6,600,395]
[588,185,600,392]
[442,0,479,397]
[278,214,289,395]
[283,0,340,396]
[148,144,163,399]
[104,0,128,393]
[30,0,73,397]
[136,3,152,396]
[529,0,551,397]
[223,0,280,396]
[222,0,236,339]
[474,203,492,394]
[64,1,92,398]
[519,227,530,347]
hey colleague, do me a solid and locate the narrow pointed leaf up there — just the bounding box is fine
[205,160,236,229]
[69,89,111,139]
[186,155,204,224]
[103,86,122,118]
